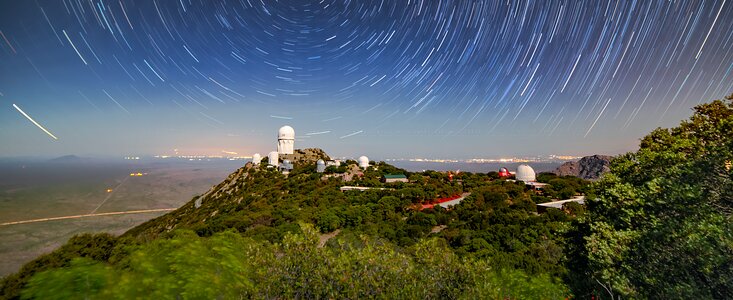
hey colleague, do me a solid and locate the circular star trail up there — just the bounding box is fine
[1,0,733,157]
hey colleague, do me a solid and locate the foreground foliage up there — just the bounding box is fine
[22,225,568,299]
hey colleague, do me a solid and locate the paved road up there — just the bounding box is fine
[91,176,129,214]
[437,192,471,208]
[0,208,176,227]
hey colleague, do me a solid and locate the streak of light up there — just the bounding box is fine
[103,89,130,113]
[200,112,225,125]
[143,59,165,81]
[322,116,342,122]
[306,131,331,135]
[183,44,199,62]
[584,98,612,138]
[339,130,364,139]
[12,103,58,140]
[561,54,581,93]
[0,30,16,54]
[270,115,293,120]
[62,29,87,65]
[695,0,726,60]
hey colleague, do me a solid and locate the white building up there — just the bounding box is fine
[252,153,261,165]
[277,125,295,155]
[516,164,536,182]
[316,159,326,173]
[268,151,279,166]
[358,156,370,169]
[280,159,293,174]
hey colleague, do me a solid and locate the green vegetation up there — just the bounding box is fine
[567,95,733,298]
[20,225,568,299]
[4,95,733,299]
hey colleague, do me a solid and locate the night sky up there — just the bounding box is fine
[1,0,733,159]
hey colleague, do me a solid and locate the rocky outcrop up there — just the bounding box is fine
[280,148,331,165]
[554,155,612,180]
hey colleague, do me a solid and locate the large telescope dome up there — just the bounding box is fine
[516,164,536,182]
[278,125,295,140]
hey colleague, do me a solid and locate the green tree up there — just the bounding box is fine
[570,95,733,298]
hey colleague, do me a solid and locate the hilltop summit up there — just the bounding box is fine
[279,148,330,165]
[125,148,332,240]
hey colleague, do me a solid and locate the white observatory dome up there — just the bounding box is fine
[358,156,370,168]
[316,159,326,173]
[278,125,295,140]
[252,153,261,165]
[516,164,536,182]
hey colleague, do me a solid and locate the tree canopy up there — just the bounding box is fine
[569,95,733,298]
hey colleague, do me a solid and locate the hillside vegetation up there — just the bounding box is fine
[3,95,733,299]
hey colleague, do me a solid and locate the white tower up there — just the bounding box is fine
[278,125,295,155]
[268,151,279,166]
[252,153,261,165]
[358,156,370,169]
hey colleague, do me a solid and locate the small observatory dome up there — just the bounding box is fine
[358,156,370,169]
[252,153,261,165]
[316,159,326,173]
[516,164,536,182]
[282,159,292,168]
[278,125,295,140]
[268,151,279,166]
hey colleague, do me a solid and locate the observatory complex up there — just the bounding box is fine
[251,125,369,174]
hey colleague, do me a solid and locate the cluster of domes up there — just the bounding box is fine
[251,126,372,173]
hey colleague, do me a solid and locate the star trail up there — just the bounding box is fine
[1,0,733,158]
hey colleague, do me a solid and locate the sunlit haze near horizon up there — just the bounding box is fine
[2,1,733,159]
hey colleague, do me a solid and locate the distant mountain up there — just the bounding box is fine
[553,155,612,180]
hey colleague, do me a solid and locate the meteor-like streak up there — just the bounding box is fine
[306,130,331,135]
[270,115,293,120]
[12,104,58,140]
[339,130,363,139]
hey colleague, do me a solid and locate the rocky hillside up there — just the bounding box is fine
[554,155,612,180]
[123,163,253,240]
[124,148,332,240]
[280,148,330,165]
